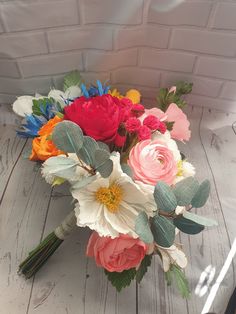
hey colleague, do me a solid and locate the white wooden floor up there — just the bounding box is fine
[0,104,235,314]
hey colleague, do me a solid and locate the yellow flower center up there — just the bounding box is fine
[177,160,184,176]
[95,184,123,213]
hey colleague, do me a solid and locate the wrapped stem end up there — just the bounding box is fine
[18,232,63,279]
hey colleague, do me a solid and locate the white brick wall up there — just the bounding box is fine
[0,0,236,112]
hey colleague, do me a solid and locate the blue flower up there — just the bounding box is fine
[17,114,47,138]
[81,80,110,98]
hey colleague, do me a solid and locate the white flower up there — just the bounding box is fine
[157,244,188,272]
[12,95,43,117]
[175,160,195,184]
[72,152,156,238]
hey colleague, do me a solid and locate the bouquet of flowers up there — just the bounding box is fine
[13,71,217,297]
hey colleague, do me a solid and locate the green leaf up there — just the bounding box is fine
[183,211,217,227]
[136,255,153,283]
[173,216,204,234]
[191,179,210,208]
[121,164,133,179]
[105,268,136,292]
[165,121,175,131]
[156,88,169,111]
[63,70,82,92]
[70,175,96,190]
[42,156,78,181]
[166,265,191,298]
[52,177,66,186]
[151,215,175,247]
[173,177,199,206]
[52,121,84,154]
[135,212,154,244]
[32,98,53,116]
[78,136,99,165]
[154,181,177,212]
[94,149,110,168]
[175,81,193,96]
[96,159,113,178]
[97,141,110,152]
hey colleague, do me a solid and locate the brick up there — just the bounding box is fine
[53,72,111,89]
[140,49,195,73]
[114,26,170,50]
[0,77,52,95]
[148,1,212,26]
[220,82,236,101]
[83,0,143,25]
[170,29,236,57]
[2,0,79,32]
[112,68,160,88]
[161,73,222,97]
[0,60,20,78]
[85,49,138,71]
[0,32,48,58]
[0,94,18,104]
[213,3,236,30]
[196,57,236,80]
[186,94,236,113]
[48,27,113,52]
[18,52,83,78]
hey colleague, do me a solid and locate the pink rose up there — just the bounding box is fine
[128,139,178,185]
[137,125,151,141]
[87,232,148,272]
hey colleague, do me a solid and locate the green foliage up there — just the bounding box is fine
[70,175,96,190]
[63,70,82,92]
[135,212,154,244]
[43,156,78,181]
[78,136,99,165]
[191,179,210,208]
[183,211,217,227]
[165,264,191,298]
[32,98,52,116]
[97,141,110,152]
[165,121,175,131]
[96,159,113,178]
[156,81,193,111]
[104,268,136,292]
[94,149,110,168]
[154,181,177,212]
[121,164,133,178]
[52,121,84,154]
[173,177,199,206]
[136,255,153,283]
[151,215,175,247]
[173,216,204,234]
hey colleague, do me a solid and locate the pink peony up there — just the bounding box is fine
[137,125,151,141]
[87,232,148,272]
[128,139,178,185]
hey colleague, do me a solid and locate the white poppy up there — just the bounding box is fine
[12,95,36,117]
[175,160,195,184]
[72,152,156,238]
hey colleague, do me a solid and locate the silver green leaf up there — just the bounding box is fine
[151,215,175,247]
[52,121,84,154]
[191,179,210,208]
[78,136,99,165]
[173,177,199,206]
[183,211,217,227]
[154,181,177,212]
[96,159,113,178]
[121,164,133,179]
[70,175,96,190]
[63,70,82,91]
[42,156,78,180]
[97,141,110,152]
[94,149,110,168]
[135,212,154,244]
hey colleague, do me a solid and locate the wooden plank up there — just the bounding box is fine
[27,195,136,314]
[138,106,234,314]
[0,141,52,314]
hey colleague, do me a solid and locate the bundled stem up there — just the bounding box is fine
[18,211,76,279]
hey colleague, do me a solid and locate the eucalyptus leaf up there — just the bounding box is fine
[151,215,175,247]
[191,180,210,208]
[97,141,110,152]
[94,149,110,168]
[78,136,98,165]
[52,121,84,154]
[173,177,199,206]
[135,212,154,244]
[70,175,96,190]
[173,216,204,234]
[183,211,217,227]
[121,164,133,179]
[96,159,113,178]
[63,70,82,91]
[154,181,177,212]
[43,156,78,181]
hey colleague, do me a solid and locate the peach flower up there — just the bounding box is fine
[86,232,148,272]
[128,139,178,186]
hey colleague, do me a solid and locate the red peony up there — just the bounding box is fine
[64,95,131,143]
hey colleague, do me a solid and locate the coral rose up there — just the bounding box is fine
[86,232,148,272]
[128,139,178,185]
[64,94,131,143]
[30,115,64,161]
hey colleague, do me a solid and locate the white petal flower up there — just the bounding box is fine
[72,152,156,238]
[157,244,188,272]
[64,85,82,99]
[175,160,195,184]
[48,89,66,107]
[12,95,34,117]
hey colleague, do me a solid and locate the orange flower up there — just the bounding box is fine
[30,116,64,161]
